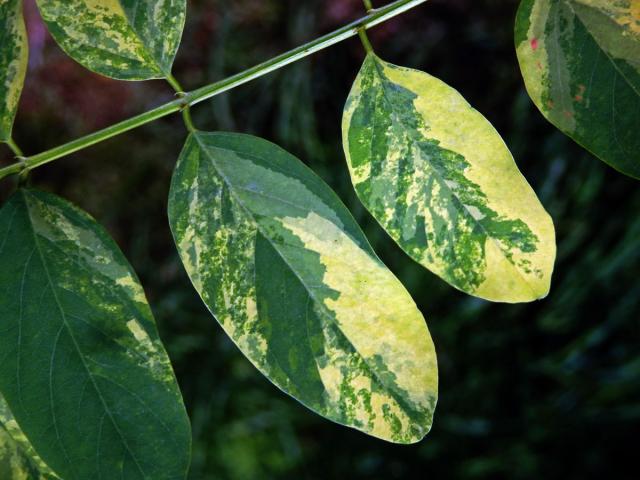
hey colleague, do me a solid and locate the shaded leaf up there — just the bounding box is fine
[35,0,186,80]
[515,0,640,178]
[343,54,556,303]
[0,0,28,142]
[0,189,191,480]
[168,132,438,444]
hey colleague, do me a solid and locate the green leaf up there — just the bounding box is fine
[35,0,186,80]
[0,189,191,480]
[0,395,58,479]
[0,427,51,479]
[168,132,438,444]
[0,0,28,142]
[342,54,556,303]
[515,0,640,178]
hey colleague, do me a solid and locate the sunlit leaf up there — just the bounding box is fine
[0,0,28,142]
[0,189,191,480]
[168,132,438,444]
[342,54,556,303]
[35,0,186,80]
[0,395,58,479]
[515,0,640,178]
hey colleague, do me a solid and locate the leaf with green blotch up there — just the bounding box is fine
[0,395,59,479]
[342,53,556,303]
[0,189,191,480]
[515,0,640,178]
[0,0,28,142]
[168,132,438,444]
[35,0,186,80]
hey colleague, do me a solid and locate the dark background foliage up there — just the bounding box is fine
[1,0,638,478]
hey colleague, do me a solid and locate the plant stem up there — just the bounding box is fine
[0,162,23,179]
[363,0,375,11]
[166,74,197,133]
[358,29,375,53]
[0,138,26,181]
[0,0,428,181]
[6,138,24,157]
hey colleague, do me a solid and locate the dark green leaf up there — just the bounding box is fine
[516,0,640,178]
[0,189,191,480]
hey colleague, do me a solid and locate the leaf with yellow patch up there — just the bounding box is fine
[0,0,28,142]
[168,132,438,444]
[0,395,58,479]
[0,427,52,480]
[0,189,191,480]
[343,53,556,303]
[35,0,186,80]
[516,0,640,178]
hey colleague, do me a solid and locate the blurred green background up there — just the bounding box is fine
[1,0,639,478]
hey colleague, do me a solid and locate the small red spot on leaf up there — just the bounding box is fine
[563,110,574,118]
[574,84,586,102]
[530,38,539,50]
[546,100,555,109]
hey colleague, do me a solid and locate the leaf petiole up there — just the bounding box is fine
[167,74,197,133]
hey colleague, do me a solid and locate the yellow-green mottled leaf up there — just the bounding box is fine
[516,0,640,178]
[0,395,58,479]
[0,189,191,480]
[35,0,186,80]
[0,427,51,480]
[342,54,556,303]
[0,0,28,142]
[168,132,438,444]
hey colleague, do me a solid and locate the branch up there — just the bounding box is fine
[0,0,428,181]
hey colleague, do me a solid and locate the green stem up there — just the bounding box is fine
[0,138,26,182]
[363,0,375,11]
[6,138,24,157]
[0,0,428,181]
[0,162,23,179]
[166,73,197,133]
[358,28,375,53]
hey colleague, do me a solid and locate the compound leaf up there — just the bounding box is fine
[343,54,556,303]
[168,132,438,444]
[516,0,640,178]
[0,189,191,480]
[0,0,28,142]
[35,0,186,80]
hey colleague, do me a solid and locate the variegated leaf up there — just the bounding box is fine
[0,427,51,479]
[168,132,438,444]
[0,189,191,480]
[35,0,186,80]
[0,395,58,479]
[342,54,556,303]
[0,0,28,142]
[516,0,640,178]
